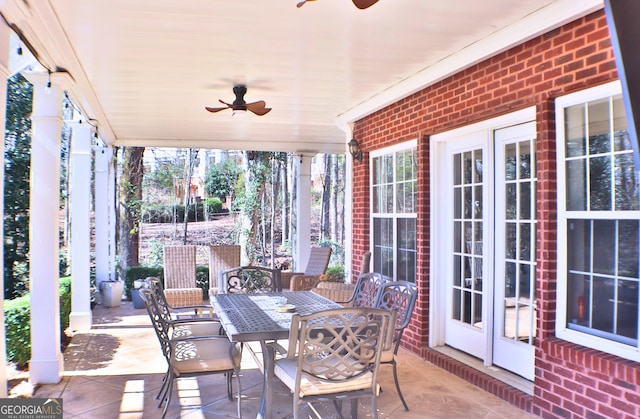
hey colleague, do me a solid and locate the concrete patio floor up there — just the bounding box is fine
[34,300,534,418]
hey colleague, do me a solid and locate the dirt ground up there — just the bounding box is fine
[138,215,243,266]
[137,214,293,267]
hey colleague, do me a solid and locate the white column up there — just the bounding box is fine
[0,20,12,399]
[344,145,354,283]
[26,71,67,384]
[94,146,113,291]
[68,120,92,331]
[294,154,312,271]
[108,153,117,281]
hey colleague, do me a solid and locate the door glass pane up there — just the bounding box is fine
[501,138,537,344]
[453,148,483,328]
[505,143,517,180]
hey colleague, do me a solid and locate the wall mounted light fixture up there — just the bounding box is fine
[348,138,362,163]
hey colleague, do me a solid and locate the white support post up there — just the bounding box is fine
[108,152,117,281]
[68,120,92,331]
[0,20,12,398]
[344,143,354,283]
[26,71,68,384]
[294,154,312,271]
[94,146,113,292]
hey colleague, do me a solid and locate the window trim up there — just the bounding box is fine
[556,80,640,361]
[370,140,418,281]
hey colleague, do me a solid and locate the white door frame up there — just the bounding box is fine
[429,107,536,369]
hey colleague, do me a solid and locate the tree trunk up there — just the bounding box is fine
[281,156,290,245]
[330,154,339,243]
[118,146,145,279]
[321,154,331,240]
[182,148,198,244]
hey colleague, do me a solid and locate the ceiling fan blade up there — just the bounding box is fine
[296,0,317,8]
[352,0,379,9]
[246,101,272,116]
[205,106,229,113]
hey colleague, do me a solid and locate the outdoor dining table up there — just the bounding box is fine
[210,290,341,419]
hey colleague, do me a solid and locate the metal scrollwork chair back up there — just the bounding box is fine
[344,272,388,307]
[373,280,418,411]
[219,266,282,293]
[139,289,242,419]
[273,307,392,419]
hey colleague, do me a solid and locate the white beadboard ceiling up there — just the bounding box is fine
[0,0,602,154]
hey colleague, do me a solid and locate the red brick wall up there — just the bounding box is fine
[352,9,640,416]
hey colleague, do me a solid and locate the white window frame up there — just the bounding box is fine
[556,80,640,361]
[370,140,418,282]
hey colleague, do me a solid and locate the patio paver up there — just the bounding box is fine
[34,300,534,418]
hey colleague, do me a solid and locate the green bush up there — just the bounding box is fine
[4,276,72,368]
[325,265,345,283]
[124,265,210,299]
[124,266,163,299]
[204,198,224,214]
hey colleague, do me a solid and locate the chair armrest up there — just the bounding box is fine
[280,271,303,289]
[290,274,322,291]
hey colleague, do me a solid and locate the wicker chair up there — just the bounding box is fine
[208,245,241,295]
[285,247,332,291]
[140,289,242,418]
[373,280,418,411]
[272,307,392,419]
[162,245,203,314]
[312,282,356,305]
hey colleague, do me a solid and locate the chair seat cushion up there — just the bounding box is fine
[171,321,221,339]
[274,358,373,397]
[164,288,203,307]
[171,338,241,375]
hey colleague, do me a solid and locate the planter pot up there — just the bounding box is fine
[131,288,146,309]
[100,281,124,308]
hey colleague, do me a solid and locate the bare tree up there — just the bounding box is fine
[182,148,198,244]
[117,146,145,279]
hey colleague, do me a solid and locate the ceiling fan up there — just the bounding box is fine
[205,85,272,116]
[296,0,380,9]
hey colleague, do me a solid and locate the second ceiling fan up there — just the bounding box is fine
[296,0,380,9]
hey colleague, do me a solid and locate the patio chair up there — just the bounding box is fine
[285,247,332,291]
[139,289,242,419]
[272,307,392,419]
[373,280,418,411]
[312,281,356,305]
[208,245,241,295]
[148,277,219,334]
[162,245,203,314]
[219,266,282,293]
[342,272,388,307]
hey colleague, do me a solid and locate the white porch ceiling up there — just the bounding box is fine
[0,0,602,154]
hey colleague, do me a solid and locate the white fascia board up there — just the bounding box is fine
[337,0,604,125]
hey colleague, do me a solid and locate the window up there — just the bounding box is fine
[371,141,417,282]
[556,81,640,360]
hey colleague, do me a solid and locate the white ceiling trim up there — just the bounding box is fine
[337,0,604,125]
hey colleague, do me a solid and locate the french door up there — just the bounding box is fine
[437,115,536,380]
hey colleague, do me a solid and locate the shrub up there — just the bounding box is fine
[205,198,224,214]
[325,265,345,283]
[124,265,210,299]
[4,276,72,367]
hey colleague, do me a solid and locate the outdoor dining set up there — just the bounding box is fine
[139,245,418,419]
